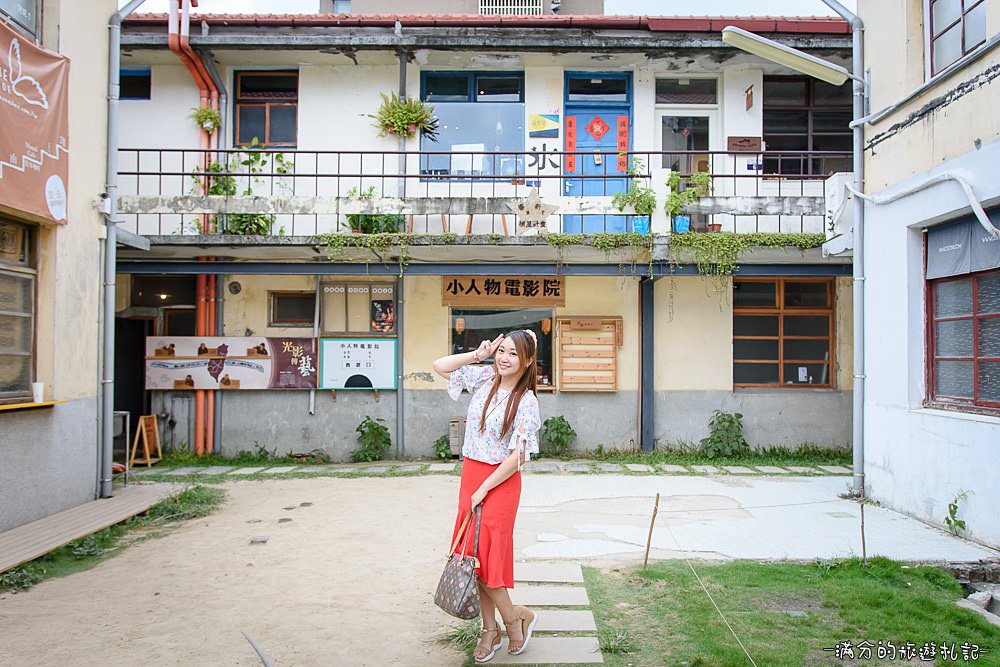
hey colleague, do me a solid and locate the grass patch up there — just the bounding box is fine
[0,486,226,595]
[584,442,851,467]
[584,558,1000,666]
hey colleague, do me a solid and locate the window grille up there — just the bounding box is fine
[479,0,543,15]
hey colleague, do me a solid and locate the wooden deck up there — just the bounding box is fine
[0,484,182,574]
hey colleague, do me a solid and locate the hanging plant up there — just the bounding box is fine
[189,106,222,134]
[611,156,657,218]
[663,170,713,224]
[367,93,439,141]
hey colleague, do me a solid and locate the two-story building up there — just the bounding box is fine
[849,0,1000,546]
[113,9,858,461]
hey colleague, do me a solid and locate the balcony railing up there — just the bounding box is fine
[116,148,850,237]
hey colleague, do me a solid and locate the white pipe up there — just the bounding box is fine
[101,0,150,498]
[846,173,1000,239]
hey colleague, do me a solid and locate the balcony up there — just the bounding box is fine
[116,148,849,240]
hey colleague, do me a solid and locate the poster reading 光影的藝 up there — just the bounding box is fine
[145,337,317,390]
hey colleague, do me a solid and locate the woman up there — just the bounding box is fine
[432,330,541,662]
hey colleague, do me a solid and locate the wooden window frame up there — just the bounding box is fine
[762,75,852,176]
[928,0,988,77]
[269,291,316,328]
[0,220,36,405]
[319,281,397,337]
[234,71,298,147]
[926,268,1000,414]
[733,277,836,389]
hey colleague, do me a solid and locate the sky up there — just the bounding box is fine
[121,0,858,17]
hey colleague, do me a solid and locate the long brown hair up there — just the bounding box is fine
[479,330,538,440]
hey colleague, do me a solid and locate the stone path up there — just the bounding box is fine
[492,562,603,665]
[133,460,856,480]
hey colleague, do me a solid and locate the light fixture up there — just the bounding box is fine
[158,293,169,300]
[721,26,853,86]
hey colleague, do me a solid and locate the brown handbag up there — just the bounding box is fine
[434,506,482,619]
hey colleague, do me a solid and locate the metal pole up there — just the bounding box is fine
[640,278,655,452]
[820,0,865,495]
[101,0,150,499]
[395,38,407,458]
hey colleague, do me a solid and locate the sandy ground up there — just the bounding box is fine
[0,477,468,667]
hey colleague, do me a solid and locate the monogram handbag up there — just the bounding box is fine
[434,506,482,619]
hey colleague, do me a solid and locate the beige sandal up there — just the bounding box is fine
[504,606,538,655]
[473,624,503,664]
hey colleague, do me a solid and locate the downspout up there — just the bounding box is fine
[821,0,865,494]
[396,38,406,457]
[103,0,151,498]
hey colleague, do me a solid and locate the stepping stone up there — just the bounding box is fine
[532,609,597,632]
[515,562,584,584]
[722,466,756,475]
[658,464,689,473]
[690,465,720,474]
[625,463,653,472]
[428,463,456,472]
[492,637,603,664]
[229,467,266,475]
[297,466,333,474]
[162,467,199,476]
[396,465,421,472]
[786,466,816,474]
[596,463,623,472]
[756,466,790,474]
[199,466,234,475]
[261,466,299,474]
[509,585,590,607]
[527,462,559,473]
[562,463,592,473]
[133,468,163,476]
[818,465,853,474]
[361,466,389,474]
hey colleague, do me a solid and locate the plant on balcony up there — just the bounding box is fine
[344,186,406,234]
[189,106,222,134]
[611,156,657,222]
[191,137,291,235]
[664,170,713,230]
[368,93,439,141]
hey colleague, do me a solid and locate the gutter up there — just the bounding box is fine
[101,0,151,499]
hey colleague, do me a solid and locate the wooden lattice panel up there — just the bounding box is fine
[556,317,622,392]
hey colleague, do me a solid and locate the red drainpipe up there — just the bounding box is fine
[169,0,219,456]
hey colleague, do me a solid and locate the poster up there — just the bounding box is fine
[0,19,70,223]
[319,338,397,390]
[528,113,559,138]
[145,337,318,390]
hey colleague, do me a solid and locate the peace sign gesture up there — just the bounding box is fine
[474,334,504,362]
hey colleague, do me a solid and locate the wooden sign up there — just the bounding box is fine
[557,316,622,392]
[727,136,762,153]
[442,276,565,307]
[130,415,162,468]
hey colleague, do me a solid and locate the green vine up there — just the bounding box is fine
[610,157,657,218]
[543,233,586,247]
[671,232,826,288]
[441,232,457,244]
[317,232,414,276]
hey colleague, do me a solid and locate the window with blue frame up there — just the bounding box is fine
[420,72,525,180]
[120,68,152,100]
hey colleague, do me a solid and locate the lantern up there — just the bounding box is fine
[540,318,551,335]
[454,317,465,334]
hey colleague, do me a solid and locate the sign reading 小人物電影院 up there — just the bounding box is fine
[441,276,565,307]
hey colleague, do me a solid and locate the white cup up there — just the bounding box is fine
[32,382,44,403]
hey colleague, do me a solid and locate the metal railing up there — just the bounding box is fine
[116,148,850,237]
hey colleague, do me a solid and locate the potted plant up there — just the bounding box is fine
[664,170,713,232]
[611,156,657,234]
[189,106,222,134]
[368,92,439,141]
[344,186,406,234]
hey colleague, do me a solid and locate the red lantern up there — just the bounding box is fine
[454,317,465,334]
[540,318,551,335]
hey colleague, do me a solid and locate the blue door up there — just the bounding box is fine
[562,108,633,233]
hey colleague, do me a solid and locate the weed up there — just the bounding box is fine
[599,628,636,655]
[540,415,577,458]
[432,617,480,650]
[0,567,40,592]
[351,416,392,463]
[944,489,971,535]
[698,410,749,459]
[433,434,452,460]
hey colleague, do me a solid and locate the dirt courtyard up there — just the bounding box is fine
[0,477,469,666]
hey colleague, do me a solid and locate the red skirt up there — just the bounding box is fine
[451,458,522,589]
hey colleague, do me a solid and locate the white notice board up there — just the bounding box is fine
[319,338,397,390]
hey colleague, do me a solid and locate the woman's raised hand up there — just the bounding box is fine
[474,334,504,362]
